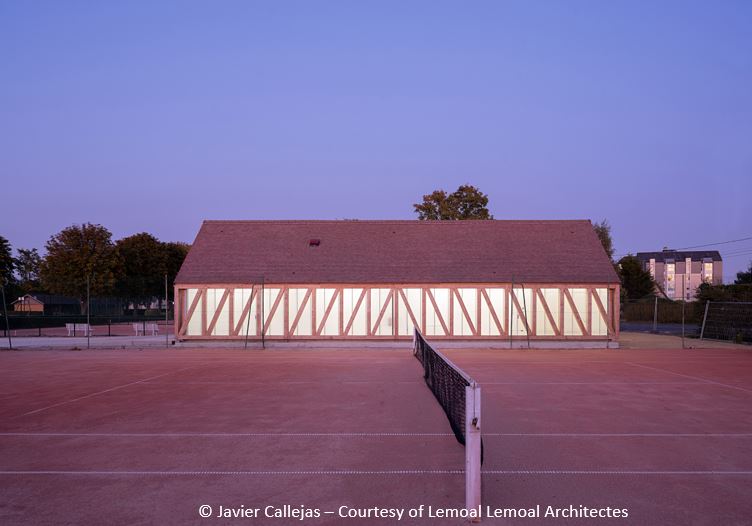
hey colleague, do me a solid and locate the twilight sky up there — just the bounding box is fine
[2,1,750,281]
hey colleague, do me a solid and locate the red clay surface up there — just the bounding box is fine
[1,346,751,525]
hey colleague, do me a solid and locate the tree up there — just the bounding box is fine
[115,233,167,300]
[15,248,42,293]
[114,236,190,301]
[0,236,19,311]
[40,224,120,311]
[618,254,656,299]
[163,241,190,291]
[593,220,615,261]
[0,236,15,287]
[735,261,752,284]
[414,184,493,220]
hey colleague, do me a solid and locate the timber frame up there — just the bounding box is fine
[175,283,620,342]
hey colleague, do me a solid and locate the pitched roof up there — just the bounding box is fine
[636,250,722,262]
[175,220,619,285]
[11,294,79,305]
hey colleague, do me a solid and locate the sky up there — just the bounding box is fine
[1,1,750,282]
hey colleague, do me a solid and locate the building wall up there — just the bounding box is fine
[647,258,722,300]
[175,283,620,341]
[12,299,44,313]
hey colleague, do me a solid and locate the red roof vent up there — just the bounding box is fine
[309,239,321,247]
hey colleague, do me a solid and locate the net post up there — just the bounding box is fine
[465,383,481,519]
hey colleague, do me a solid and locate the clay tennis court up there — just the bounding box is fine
[1,342,751,525]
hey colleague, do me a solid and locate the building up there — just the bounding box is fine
[174,220,621,345]
[11,294,80,315]
[636,250,722,301]
[12,294,44,313]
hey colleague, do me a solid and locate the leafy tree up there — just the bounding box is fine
[414,184,493,220]
[115,233,167,299]
[735,261,752,284]
[696,282,752,303]
[0,236,19,311]
[15,248,42,293]
[115,235,190,301]
[618,254,656,299]
[593,219,615,261]
[0,236,15,287]
[40,223,120,311]
[163,242,190,295]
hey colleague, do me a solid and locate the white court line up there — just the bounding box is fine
[4,432,752,438]
[482,470,752,475]
[1,470,751,476]
[17,366,202,418]
[483,433,752,437]
[0,432,454,437]
[140,381,424,385]
[627,362,752,395]
[0,470,463,475]
[480,381,704,385]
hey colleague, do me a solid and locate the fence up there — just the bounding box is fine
[700,302,752,344]
[621,297,751,344]
[1,314,173,338]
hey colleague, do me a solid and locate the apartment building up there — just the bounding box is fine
[636,250,722,301]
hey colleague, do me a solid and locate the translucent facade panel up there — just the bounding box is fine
[370,288,393,336]
[288,288,312,336]
[479,288,504,336]
[263,288,284,336]
[426,288,450,336]
[316,288,340,336]
[509,287,532,336]
[453,288,477,336]
[185,288,202,336]
[535,288,560,336]
[397,288,422,336]
[563,288,587,336]
[206,288,230,336]
[342,288,367,336]
[233,288,257,336]
[591,288,608,336]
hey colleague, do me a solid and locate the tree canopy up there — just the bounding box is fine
[618,254,656,299]
[15,248,42,293]
[115,234,190,299]
[40,223,121,304]
[735,261,752,284]
[592,220,615,261]
[0,236,15,287]
[413,184,493,220]
[115,233,168,299]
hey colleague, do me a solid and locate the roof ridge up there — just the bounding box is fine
[202,219,592,224]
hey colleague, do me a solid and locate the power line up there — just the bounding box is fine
[676,236,752,250]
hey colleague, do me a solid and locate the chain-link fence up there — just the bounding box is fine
[2,313,173,338]
[700,301,752,344]
[621,297,751,344]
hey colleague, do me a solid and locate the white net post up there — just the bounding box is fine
[465,383,482,517]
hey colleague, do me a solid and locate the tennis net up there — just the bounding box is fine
[413,328,482,511]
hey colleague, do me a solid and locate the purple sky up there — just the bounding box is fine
[2,1,751,282]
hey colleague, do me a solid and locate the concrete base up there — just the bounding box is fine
[0,336,618,351]
[175,339,619,350]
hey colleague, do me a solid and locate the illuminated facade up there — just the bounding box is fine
[636,250,723,301]
[175,220,621,344]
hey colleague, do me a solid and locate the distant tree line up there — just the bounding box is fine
[0,225,189,313]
